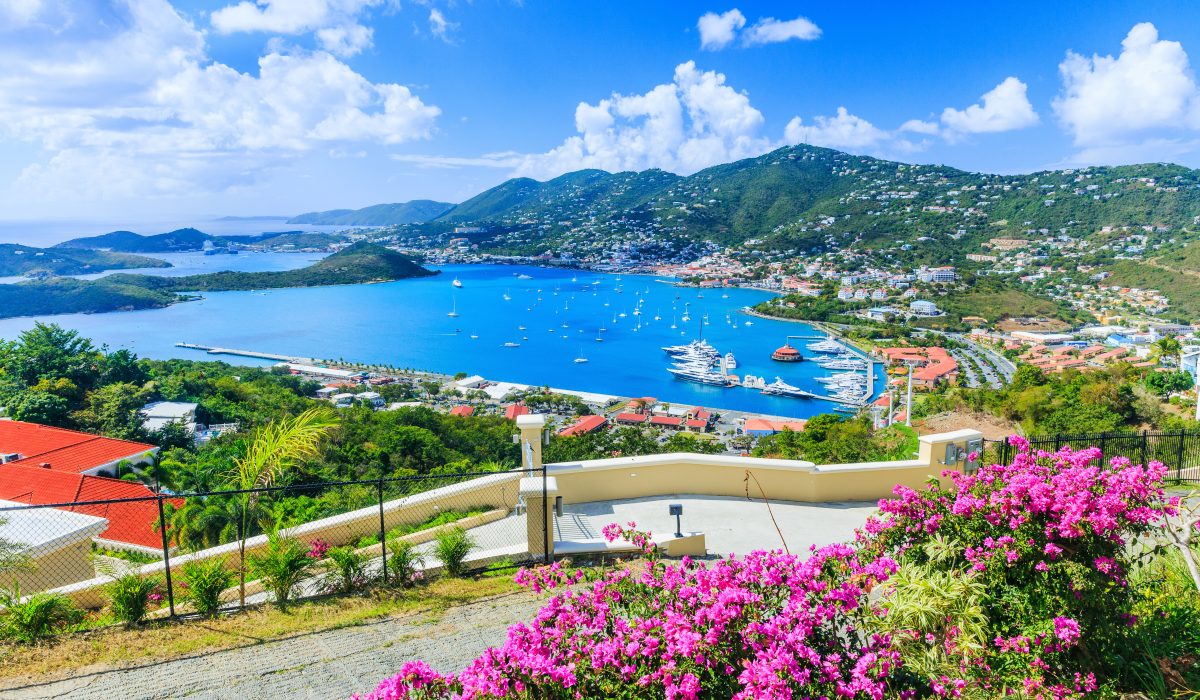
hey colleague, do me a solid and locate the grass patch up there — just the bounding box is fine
[0,575,520,683]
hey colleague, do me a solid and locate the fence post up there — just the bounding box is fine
[156,495,175,618]
[1176,430,1187,479]
[1099,433,1109,466]
[377,477,388,584]
[1140,430,1149,467]
[541,465,550,565]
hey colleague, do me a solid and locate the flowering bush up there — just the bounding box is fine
[860,437,1178,698]
[357,439,1194,699]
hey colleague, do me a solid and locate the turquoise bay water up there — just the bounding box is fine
[0,258,879,418]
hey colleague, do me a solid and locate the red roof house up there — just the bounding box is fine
[615,412,649,425]
[557,415,609,437]
[503,403,530,420]
[0,420,157,475]
[448,405,475,417]
[0,463,180,550]
[648,415,684,429]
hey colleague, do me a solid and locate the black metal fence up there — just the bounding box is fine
[0,467,547,617]
[982,429,1200,483]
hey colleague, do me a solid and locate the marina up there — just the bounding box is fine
[0,261,885,418]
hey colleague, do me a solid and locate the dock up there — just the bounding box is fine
[175,343,313,364]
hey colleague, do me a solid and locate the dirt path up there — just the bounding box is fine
[1,592,544,700]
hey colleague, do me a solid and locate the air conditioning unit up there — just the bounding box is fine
[0,453,21,464]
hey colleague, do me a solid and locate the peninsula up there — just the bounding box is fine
[0,244,169,278]
[0,242,435,319]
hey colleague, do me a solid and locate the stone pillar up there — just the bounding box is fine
[520,476,557,562]
[516,414,546,472]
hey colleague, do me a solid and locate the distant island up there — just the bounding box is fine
[55,228,227,253]
[0,242,435,319]
[287,200,454,226]
[219,230,350,250]
[0,244,169,278]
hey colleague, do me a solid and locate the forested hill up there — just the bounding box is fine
[108,242,436,292]
[0,244,169,277]
[430,144,1200,255]
[288,200,454,225]
[0,243,436,319]
[55,228,227,253]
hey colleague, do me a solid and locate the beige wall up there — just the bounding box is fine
[11,541,96,593]
[47,430,982,609]
[547,430,981,505]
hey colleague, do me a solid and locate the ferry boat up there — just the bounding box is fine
[452,277,463,288]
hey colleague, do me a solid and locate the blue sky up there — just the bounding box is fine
[2,1,1200,222]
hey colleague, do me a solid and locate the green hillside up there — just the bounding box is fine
[288,200,454,225]
[55,228,227,253]
[429,145,1200,262]
[0,244,169,277]
[0,243,435,319]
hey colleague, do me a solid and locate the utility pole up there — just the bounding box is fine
[905,360,916,427]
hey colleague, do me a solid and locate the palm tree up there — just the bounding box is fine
[1155,335,1183,365]
[160,497,242,550]
[227,408,338,607]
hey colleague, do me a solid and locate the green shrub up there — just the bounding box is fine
[432,527,475,578]
[0,585,83,643]
[323,545,372,594]
[106,573,161,627]
[387,538,424,588]
[179,557,235,616]
[247,532,315,609]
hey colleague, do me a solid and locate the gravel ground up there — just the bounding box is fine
[1,592,544,700]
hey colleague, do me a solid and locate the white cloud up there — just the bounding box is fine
[784,107,889,150]
[1054,22,1200,147]
[899,118,940,136]
[0,0,439,201]
[0,0,47,26]
[697,9,744,51]
[428,8,457,42]
[742,15,820,46]
[697,9,819,50]
[940,76,1038,138]
[516,61,770,179]
[210,0,384,56]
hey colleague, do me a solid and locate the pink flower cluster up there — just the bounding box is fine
[308,538,331,559]
[357,544,900,699]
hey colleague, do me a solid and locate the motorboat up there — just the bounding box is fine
[723,352,737,370]
[452,277,463,288]
[502,342,521,347]
[807,339,845,354]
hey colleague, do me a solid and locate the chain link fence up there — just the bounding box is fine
[0,467,549,616]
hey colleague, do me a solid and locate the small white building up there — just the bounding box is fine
[315,387,339,399]
[909,300,939,316]
[139,401,198,435]
[332,393,356,408]
[357,391,384,408]
[0,501,108,592]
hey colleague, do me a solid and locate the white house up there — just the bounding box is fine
[139,401,198,435]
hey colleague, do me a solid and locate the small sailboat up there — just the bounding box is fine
[595,328,604,342]
[670,315,677,329]
[744,320,753,326]
[654,309,661,321]
[574,347,588,363]
[469,331,479,339]
[502,341,520,347]
[447,297,459,318]
[452,277,463,288]
[503,289,511,301]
